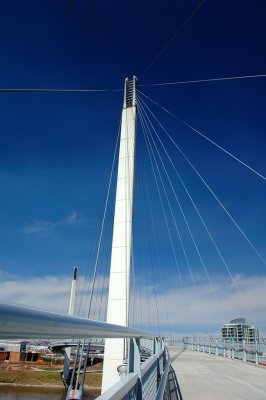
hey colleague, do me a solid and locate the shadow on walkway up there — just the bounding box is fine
[169,364,183,400]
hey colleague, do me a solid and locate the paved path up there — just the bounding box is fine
[171,350,266,400]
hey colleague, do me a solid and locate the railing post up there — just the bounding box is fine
[197,339,200,352]
[156,349,160,390]
[223,340,226,357]
[215,339,218,356]
[127,338,141,375]
[127,338,142,398]
[153,337,159,355]
[255,339,259,365]
[243,340,246,362]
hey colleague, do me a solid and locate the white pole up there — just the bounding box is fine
[102,77,137,393]
[69,266,78,316]
[64,266,78,384]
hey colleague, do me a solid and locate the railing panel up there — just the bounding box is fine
[182,337,266,366]
[218,346,224,356]
[142,355,159,400]
[158,352,164,376]
[97,347,171,400]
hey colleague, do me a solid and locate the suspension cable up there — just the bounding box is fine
[138,90,266,181]
[97,199,116,321]
[138,104,182,285]
[0,87,121,93]
[145,174,172,334]
[137,145,152,332]
[138,97,197,289]
[138,94,239,292]
[139,100,215,294]
[93,214,112,320]
[86,117,121,318]
[138,114,172,331]
[78,167,113,317]
[141,0,206,77]
[143,172,162,334]
[138,110,162,333]
[137,92,266,265]
[139,73,266,87]
[139,102,204,328]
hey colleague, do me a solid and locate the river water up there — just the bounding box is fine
[0,389,96,399]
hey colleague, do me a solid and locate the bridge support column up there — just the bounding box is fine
[102,77,137,393]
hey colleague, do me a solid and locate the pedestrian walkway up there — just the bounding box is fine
[171,350,266,400]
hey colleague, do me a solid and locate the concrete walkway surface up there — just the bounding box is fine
[171,350,266,400]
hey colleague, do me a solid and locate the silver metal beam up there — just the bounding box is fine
[0,302,157,340]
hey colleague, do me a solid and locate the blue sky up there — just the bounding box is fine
[0,0,265,333]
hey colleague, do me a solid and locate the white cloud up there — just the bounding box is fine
[62,211,81,226]
[0,271,265,335]
[0,271,109,320]
[22,211,84,235]
[130,275,266,335]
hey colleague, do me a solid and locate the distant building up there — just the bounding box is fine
[0,340,48,363]
[221,318,259,343]
[0,340,26,362]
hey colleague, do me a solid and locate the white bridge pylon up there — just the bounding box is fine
[102,76,137,393]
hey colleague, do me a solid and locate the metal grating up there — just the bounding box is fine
[121,383,139,400]
[142,361,158,400]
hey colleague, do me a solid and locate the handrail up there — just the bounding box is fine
[0,302,159,339]
[141,349,164,376]
[156,348,171,400]
[96,372,139,400]
[96,348,168,399]
[1,302,173,399]
[182,337,264,366]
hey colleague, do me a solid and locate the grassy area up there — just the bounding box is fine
[0,369,63,385]
[84,371,102,388]
[0,368,102,390]
[38,367,62,371]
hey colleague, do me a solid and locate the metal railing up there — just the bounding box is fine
[182,337,266,365]
[0,302,151,340]
[97,338,172,400]
[0,302,178,399]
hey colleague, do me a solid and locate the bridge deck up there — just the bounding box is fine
[171,350,266,400]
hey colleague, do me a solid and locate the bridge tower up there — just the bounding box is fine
[102,76,137,393]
